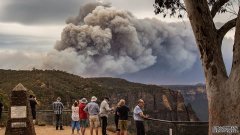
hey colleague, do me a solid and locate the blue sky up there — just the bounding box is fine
[0,0,235,84]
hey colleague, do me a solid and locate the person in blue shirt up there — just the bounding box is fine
[133,99,149,135]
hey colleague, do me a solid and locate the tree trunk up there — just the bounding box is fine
[207,78,240,135]
[184,0,240,134]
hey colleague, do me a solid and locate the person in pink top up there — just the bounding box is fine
[79,98,88,135]
[72,100,80,135]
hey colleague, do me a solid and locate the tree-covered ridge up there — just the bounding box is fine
[0,69,167,110]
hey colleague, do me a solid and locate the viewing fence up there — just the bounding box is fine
[1,110,208,135]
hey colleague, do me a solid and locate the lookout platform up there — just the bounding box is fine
[0,126,115,135]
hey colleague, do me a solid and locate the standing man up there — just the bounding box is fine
[84,96,100,135]
[99,97,113,135]
[29,95,38,124]
[53,97,64,130]
[0,100,3,129]
[133,99,149,135]
[79,98,88,135]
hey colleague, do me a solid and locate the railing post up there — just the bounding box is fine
[169,128,172,135]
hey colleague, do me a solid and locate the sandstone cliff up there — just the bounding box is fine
[162,85,208,121]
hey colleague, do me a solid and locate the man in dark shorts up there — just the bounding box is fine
[29,95,38,124]
[118,99,130,135]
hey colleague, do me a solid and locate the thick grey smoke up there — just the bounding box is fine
[43,3,198,76]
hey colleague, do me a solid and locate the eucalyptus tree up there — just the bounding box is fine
[154,0,240,134]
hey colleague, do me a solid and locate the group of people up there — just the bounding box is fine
[29,95,149,135]
[0,95,149,135]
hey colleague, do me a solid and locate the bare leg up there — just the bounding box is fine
[72,129,74,134]
[95,127,98,135]
[125,130,128,135]
[120,130,127,135]
[82,128,86,135]
[90,127,93,135]
[81,127,83,135]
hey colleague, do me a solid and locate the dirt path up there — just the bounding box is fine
[0,126,115,135]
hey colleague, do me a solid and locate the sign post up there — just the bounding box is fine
[5,83,36,135]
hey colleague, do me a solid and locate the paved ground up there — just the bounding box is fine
[0,126,115,135]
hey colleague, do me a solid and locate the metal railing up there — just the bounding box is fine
[1,110,208,135]
[143,117,208,135]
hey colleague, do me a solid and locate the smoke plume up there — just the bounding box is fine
[43,3,198,76]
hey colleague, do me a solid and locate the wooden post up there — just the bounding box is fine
[5,83,36,135]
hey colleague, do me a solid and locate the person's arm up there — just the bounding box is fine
[34,97,39,105]
[71,106,74,112]
[52,102,55,111]
[139,112,149,119]
[83,104,88,112]
[105,102,112,112]
[135,107,148,119]
[79,104,81,114]
[97,104,100,113]
[116,107,120,116]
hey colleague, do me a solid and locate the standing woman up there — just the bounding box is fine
[118,99,130,135]
[71,100,80,135]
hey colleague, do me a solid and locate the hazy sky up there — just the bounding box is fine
[0,0,235,84]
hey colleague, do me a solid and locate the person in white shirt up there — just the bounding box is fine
[133,99,149,135]
[99,97,113,135]
[71,100,80,135]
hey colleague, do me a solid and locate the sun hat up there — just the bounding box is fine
[91,96,97,102]
[57,97,61,101]
[81,98,88,103]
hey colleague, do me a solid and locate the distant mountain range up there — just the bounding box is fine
[0,69,201,121]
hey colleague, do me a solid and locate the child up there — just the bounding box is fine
[71,100,80,135]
